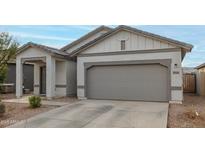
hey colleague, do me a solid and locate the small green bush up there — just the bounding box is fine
[29,96,42,108]
[0,102,5,117]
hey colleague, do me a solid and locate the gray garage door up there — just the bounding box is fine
[86,64,169,102]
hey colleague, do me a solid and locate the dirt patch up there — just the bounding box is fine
[0,102,57,128]
[168,94,205,128]
[0,94,16,100]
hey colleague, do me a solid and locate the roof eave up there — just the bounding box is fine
[119,25,194,52]
[16,42,69,58]
[195,63,205,69]
[69,25,194,57]
[60,25,113,52]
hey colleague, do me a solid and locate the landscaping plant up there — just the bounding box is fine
[0,32,19,93]
[0,32,19,74]
[29,96,42,108]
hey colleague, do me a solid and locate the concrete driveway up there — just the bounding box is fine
[9,100,169,128]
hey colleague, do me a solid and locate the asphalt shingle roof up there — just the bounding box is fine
[69,25,193,57]
[17,42,69,57]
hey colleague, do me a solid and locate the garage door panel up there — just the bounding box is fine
[86,64,168,102]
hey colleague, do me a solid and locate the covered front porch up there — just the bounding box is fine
[16,42,72,99]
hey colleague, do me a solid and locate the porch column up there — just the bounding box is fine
[16,57,23,98]
[33,63,40,95]
[46,56,56,99]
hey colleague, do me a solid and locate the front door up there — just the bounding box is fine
[40,66,46,95]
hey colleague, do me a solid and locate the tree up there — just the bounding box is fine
[0,32,19,83]
[0,67,7,83]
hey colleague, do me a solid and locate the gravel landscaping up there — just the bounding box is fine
[0,94,78,128]
[0,102,57,128]
[2,93,205,128]
[168,94,205,128]
[0,94,16,100]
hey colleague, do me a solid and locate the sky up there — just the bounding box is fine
[0,25,205,67]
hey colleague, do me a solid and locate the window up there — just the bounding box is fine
[121,40,125,50]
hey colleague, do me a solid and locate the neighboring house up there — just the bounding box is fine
[16,25,193,103]
[195,63,205,96]
[183,67,197,74]
[5,62,34,92]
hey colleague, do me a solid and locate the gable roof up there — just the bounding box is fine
[60,26,113,52]
[195,63,205,69]
[69,25,193,57]
[17,42,69,57]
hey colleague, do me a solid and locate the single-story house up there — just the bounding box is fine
[16,25,193,103]
[195,63,205,96]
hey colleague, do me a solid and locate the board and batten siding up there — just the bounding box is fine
[81,30,175,54]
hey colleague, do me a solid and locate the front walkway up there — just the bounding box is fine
[9,100,169,128]
[2,95,77,106]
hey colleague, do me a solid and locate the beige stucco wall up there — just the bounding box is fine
[17,47,49,58]
[76,29,184,103]
[66,61,77,96]
[199,67,205,72]
[33,63,40,95]
[16,48,50,98]
[198,67,205,96]
[77,49,183,102]
[17,48,48,94]
[56,61,67,97]
[16,47,75,98]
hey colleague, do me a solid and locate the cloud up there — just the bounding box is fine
[182,60,203,67]
[69,25,99,31]
[41,43,64,49]
[2,25,205,67]
[10,31,76,41]
[15,25,73,32]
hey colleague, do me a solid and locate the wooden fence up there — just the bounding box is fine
[183,73,196,93]
[198,72,205,95]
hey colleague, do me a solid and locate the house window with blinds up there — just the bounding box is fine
[121,40,126,50]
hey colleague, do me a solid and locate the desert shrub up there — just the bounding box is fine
[29,96,41,108]
[0,102,5,117]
